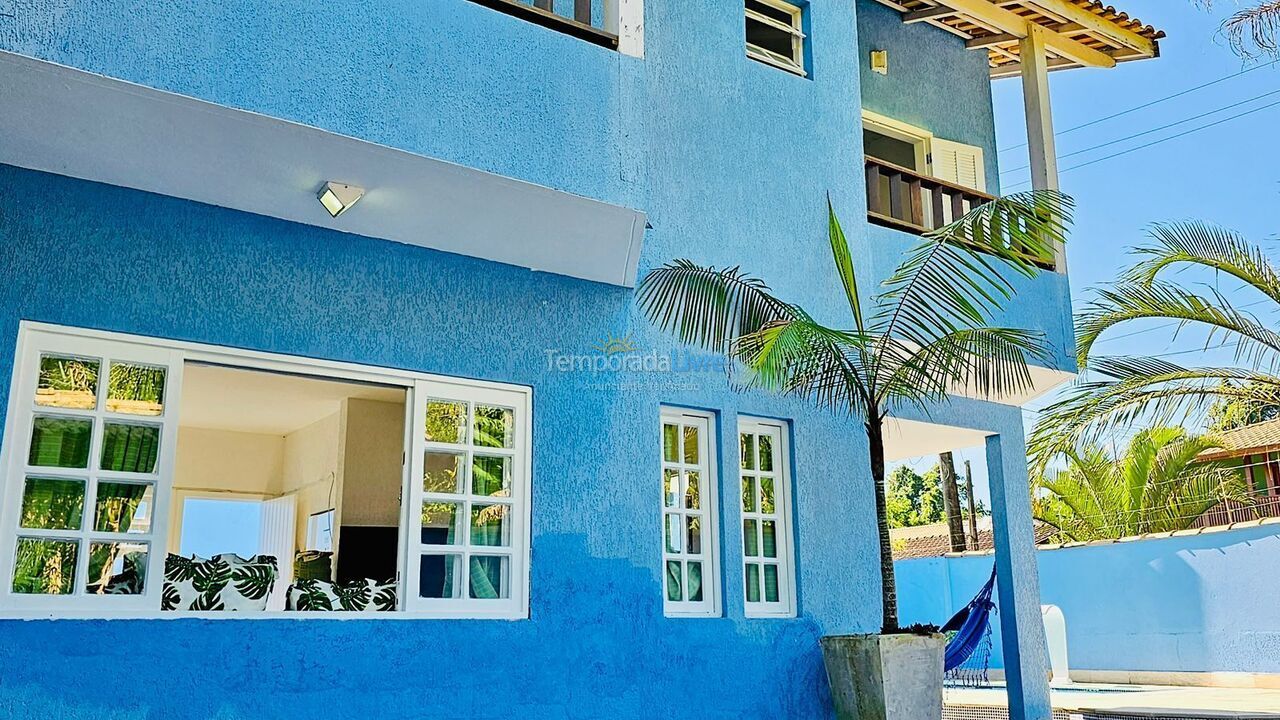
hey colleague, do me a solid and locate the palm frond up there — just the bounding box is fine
[733,316,873,415]
[874,191,1071,354]
[1027,360,1280,474]
[1075,279,1280,369]
[637,260,795,352]
[881,327,1049,409]
[1225,1,1280,56]
[827,194,867,335]
[1122,221,1280,304]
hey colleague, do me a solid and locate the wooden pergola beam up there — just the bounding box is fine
[1020,0,1158,56]
[927,0,1116,69]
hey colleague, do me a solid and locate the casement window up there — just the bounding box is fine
[738,418,796,617]
[660,408,720,617]
[746,0,807,77]
[0,323,531,618]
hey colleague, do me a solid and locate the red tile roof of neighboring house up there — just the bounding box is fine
[890,519,1057,560]
[1197,418,1280,461]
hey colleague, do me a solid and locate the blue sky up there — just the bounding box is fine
[895,1,1280,503]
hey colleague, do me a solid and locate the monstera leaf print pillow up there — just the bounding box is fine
[286,578,397,612]
[162,553,278,611]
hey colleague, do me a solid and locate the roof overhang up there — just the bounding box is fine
[0,51,647,287]
[871,0,1164,78]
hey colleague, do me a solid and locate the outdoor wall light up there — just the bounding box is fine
[317,181,364,218]
[870,50,888,75]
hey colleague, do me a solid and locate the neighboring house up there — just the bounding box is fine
[1197,419,1280,526]
[0,1,1161,717]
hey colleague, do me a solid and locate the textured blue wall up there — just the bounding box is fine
[0,0,1072,716]
[896,524,1280,675]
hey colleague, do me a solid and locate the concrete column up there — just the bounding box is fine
[604,0,644,58]
[986,429,1052,720]
[1018,25,1066,271]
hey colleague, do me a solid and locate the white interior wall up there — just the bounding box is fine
[281,410,343,552]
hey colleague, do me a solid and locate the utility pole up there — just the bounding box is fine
[964,460,979,550]
[939,452,966,552]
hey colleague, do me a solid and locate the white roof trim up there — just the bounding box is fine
[0,51,647,287]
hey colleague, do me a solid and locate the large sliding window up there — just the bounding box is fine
[660,407,720,617]
[738,418,795,617]
[0,323,531,618]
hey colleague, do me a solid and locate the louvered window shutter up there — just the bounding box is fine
[930,139,986,192]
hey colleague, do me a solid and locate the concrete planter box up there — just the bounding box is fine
[820,633,946,720]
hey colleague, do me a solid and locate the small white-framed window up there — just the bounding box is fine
[738,418,796,618]
[746,0,807,77]
[660,407,720,617]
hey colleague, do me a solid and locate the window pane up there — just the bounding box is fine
[761,476,776,514]
[662,423,679,463]
[419,554,460,598]
[744,519,759,557]
[665,560,683,601]
[685,516,702,555]
[106,363,166,416]
[472,455,511,497]
[663,469,679,508]
[424,452,463,494]
[762,520,777,558]
[740,434,756,470]
[746,2,799,60]
[36,356,99,410]
[764,563,780,603]
[20,477,85,531]
[474,405,514,449]
[425,401,467,444]
[746,563,761,603]
[759,434,774,472]
[86,541,148,595]
[684,471,701,509]
[421,501,461,545]
[687,561,704,602]
[471,504,511,547]
[12,537,79,595]
[682,425,700,464]
[100,423,160,473]
[469,555,510,599]
[741,475,757,512]
[664,513,682,553]
[94,482,154,533]
[28,416,93,469]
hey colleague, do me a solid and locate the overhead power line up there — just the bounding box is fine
[998,61,1277,154]
[1001,88,1280,177]
[1004,97,1280,191]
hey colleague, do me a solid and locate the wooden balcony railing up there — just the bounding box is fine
[469,0,619,49]
[864,156,1054,270]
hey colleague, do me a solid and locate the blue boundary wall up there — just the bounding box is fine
[896,523,1280,675]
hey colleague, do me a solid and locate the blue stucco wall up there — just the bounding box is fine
[0,0,1073,716]
[896,525,1280,675]
[856,0,1002,194]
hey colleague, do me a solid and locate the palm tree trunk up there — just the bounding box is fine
[866,413,899,632]
[940,451,967,552]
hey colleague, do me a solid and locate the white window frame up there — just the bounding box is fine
[862,110,933,173]
[745,0,807,77]
[660,407,721,618]
[0,321,532,620]
[737,417,797,618]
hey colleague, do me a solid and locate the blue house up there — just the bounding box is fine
[0,1,1161,717]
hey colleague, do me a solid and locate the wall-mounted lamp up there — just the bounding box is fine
[317,181,364,218]
[870,50,888,76]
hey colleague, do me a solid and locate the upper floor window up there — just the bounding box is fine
[0,324,532,618]
[738,418,796,617]
[660,408,720,617]
[746,0,807,77]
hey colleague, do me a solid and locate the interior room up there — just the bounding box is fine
[165,363,407,611]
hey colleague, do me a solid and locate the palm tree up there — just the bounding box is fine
[1197,0,1280,56]
[638,191,1072,631]
[1033,426,1246,542]
[1028,222,1280,474]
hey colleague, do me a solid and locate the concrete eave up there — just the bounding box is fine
[0,51,647,287]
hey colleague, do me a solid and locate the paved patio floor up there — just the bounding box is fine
[946,683,1280,718]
